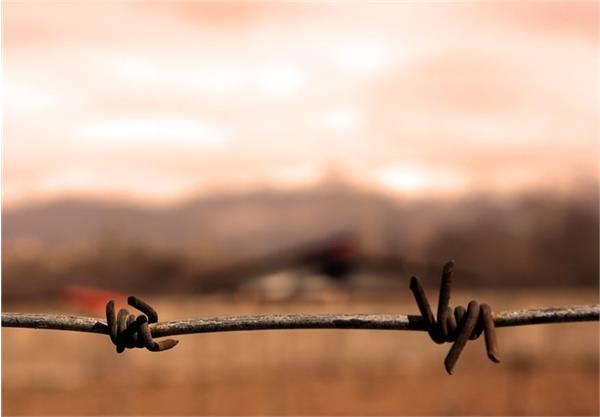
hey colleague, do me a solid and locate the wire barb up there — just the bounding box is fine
[410,260,500,374]
[105,296,179,353]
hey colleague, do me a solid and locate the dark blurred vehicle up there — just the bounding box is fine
[192,231,429,301]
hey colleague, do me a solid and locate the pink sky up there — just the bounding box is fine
[2,1,598,207]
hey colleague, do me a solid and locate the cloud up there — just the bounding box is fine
[2,2,597,206]
[468,2,599,43]
[71,118,228,149]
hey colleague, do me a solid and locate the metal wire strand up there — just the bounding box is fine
[409,276,443,343]
[444,300,480,374]
[436,260,454,341]
[105,300,118,344]
[128,296,158,323]
[481,303,500,363]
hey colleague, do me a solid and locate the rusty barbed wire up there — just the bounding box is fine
[2,261,599,374]
[410,260,500,374]
[105,296,178,353]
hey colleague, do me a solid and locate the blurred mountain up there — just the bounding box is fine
[3,183,395,255]
[2,182,598,300]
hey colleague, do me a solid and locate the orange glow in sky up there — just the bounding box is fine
[2,2,598,206]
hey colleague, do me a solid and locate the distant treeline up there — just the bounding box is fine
[2,183,598,300]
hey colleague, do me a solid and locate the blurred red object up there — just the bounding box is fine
[60,285,127,315]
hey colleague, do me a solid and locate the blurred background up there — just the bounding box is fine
[2,1,598,415]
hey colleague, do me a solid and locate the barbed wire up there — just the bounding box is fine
[3,304,598,336]
[2,261,599,374]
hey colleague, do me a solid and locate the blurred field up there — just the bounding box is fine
[2,289,598,416]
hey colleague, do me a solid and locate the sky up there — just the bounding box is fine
[2,1,598,207]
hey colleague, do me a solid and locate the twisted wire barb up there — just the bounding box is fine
[409,261,500,373]
[105,296,179,353]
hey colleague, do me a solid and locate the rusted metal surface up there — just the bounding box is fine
[2,313,107,334]
[494,305,600,326]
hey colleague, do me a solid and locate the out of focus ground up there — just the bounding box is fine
[3,289,598,416]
